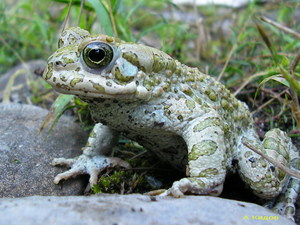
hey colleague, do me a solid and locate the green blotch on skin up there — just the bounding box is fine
[189,140,218,160]
[208,92,217,101]
[189,178,205,188]
[62,56,75,64]
[70,75,84,87]
[152,54,165,72]
[92,83,106,94]
[259,158,267,168]
[186,99,196,111]
[205,89,217,101]
[162,82,171,92]
[185,74,195,82]
[251,161,257,168]
[199,168,219,177]
[221,99,230,110]
[90,130,96,138]
[55,44,78,57]
[233,114,239,121]
[193,118,221,132]
[263,138,288,159]
[244,151,253,158]
[221,159,226,168]
[193,96,202,105]
[240,173,281,196]
[263,138,278,150]
[58,38,64,48]
[143,80,154,91]
[223,123,230,135]
[182,87,192,96]
[291,158,300,170]
[164,109,171,116]
[197,74,205,82]
[44,63,53,80]
[166,59,177,72]
[232,100,239,108]
[177,115,183,121]
[285,206,295,215]
[265,172,271,179]
[277,168,286,181]
[152,53,177,73]
[114,67,134,83]
[143,75,159,91]
[123,52,145,72]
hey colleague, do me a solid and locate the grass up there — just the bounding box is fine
[0,0,59,74]
[1,0,300,193]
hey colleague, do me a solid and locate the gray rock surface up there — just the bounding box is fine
[0,103,88,197]
[0,194,294,225]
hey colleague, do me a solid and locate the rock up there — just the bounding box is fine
[0,60,47,103]
[0,103,88,197]
[0,194,294,225]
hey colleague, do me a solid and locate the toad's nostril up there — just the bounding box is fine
[55,61,65,67]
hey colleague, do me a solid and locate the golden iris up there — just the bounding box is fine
[82,42,113,69]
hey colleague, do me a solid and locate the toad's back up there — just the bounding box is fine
[81,60,253,171]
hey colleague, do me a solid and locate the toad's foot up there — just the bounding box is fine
[52,155,130,185]
[160,178,224,198]
[266,174,300,221]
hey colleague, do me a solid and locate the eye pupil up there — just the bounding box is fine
[89,49,105,62]
[82,42,114,69]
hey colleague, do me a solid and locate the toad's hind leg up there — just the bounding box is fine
[238,128,300,220]
[165,111,227,197]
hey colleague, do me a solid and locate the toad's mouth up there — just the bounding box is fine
[50,78,137,99]
[45,72,151,100]
[52,84,136,99]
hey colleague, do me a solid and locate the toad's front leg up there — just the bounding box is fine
[52,123,130,186]
[166,112,227,197]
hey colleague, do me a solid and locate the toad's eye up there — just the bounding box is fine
[82,42,113,69]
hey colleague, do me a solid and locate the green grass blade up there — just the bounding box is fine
[254,19,280,65]
[38,94,74,135]
[134,21,166,42]
[259,74,290,88]
[87,0,114,35]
